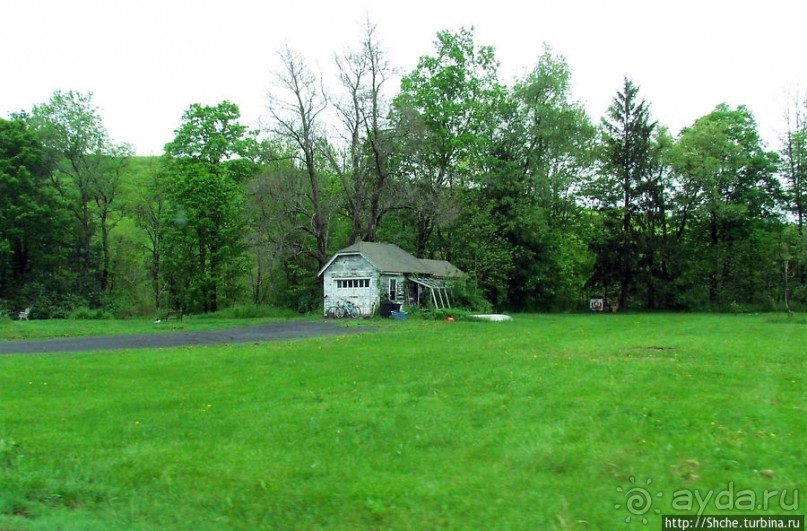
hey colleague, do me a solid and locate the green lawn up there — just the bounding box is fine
[0,314,804,529]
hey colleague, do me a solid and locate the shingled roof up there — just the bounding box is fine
[418,258,464,278]
[317,241,464,278]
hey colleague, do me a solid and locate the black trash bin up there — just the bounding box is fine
[380,300,401,318]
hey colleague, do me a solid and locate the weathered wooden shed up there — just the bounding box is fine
[317,241,464,317]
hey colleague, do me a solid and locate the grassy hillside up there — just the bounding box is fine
[0,314,804,529]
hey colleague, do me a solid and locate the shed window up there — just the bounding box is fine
[336,278,370,289]
[388,278,398,300]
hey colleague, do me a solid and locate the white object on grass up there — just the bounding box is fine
[472,314,513,322]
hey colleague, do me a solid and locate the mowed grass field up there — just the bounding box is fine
[0,314,804,530]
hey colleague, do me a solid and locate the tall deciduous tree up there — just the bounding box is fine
[394,27,503,255]
[28,90,131,300]
[504,47,597,309]
[165,101,257,181]
[669,104,780,306]
[162,101,256,313]
[0,118,69,309]
[512,46,597,223]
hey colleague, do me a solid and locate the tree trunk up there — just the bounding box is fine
[709,208,719,303]
[99,209,110,293]
[152,247,161,310]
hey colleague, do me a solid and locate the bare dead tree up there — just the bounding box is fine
[782,90,806,237]
[327,21,401,243]
[781,90,807,287]
[265,48,334,270]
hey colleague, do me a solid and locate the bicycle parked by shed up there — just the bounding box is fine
[325,299,362,319]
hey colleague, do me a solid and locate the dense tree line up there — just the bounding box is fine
[2,26,805,317]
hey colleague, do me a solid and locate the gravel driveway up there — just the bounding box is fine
[0,321,375,355]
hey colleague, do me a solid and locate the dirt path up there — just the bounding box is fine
[0,321,376,355]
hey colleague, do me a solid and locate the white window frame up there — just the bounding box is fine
[336,278,370,289]
[388,278,398,300]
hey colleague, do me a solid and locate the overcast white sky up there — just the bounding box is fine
[2,0,805,155]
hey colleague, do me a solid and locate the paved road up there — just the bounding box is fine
[0,321,376,355]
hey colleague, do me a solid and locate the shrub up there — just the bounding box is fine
[450,279,494,313]
[68,307,114,320]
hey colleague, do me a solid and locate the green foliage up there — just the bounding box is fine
[0,119,72,312]
[398,27,502,160]
[448,47,596,311]
[668,104,782,308]
[446,278,493,313]
[445,198,514,306]
[419,308,491,321]
[164,101,258,181]
[589,78,659,310]
[395,27,504,253]
[22,90,133,307]
[162,163,249,312]
[68,307,114,320]
[161,102,257,313]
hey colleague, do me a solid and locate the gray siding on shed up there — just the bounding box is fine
[380,274,406,304]
[322,254,379,316]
